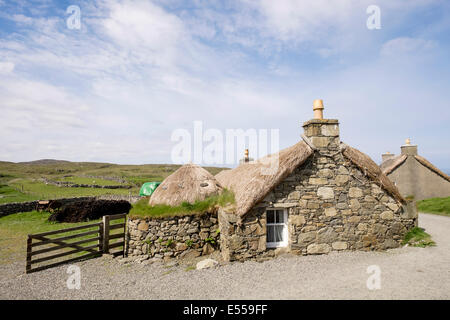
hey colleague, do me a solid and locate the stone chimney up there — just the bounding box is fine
[239,148,253,164]
[382,151,396,162]
[302,99,340,151]
[401,138,418,156]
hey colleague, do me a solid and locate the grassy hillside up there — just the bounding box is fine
[0,160,227,204]
[417,197,450,217]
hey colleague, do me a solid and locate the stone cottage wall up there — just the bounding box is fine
[127,213,219,260]
[220,152,418,262]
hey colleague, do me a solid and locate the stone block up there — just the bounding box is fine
[307,243,331,254]
[349,187,363,198]
[317,187,334,199]
[332,241,348,250]
[349,199,361,210]
[288,191,301,200]
[380,211,394,220]
[335,175,349,185]
[137,221,149,231]
[291,215,306,226]
[318,169,333,178]
[324,207,337,217]
[321,124,339,137]
[311,136,330,148]
[298,231,316,243]
[309,177,327,185]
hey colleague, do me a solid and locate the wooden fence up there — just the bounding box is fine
[26,213,127,274]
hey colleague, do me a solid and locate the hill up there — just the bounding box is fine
[0,160,228,204]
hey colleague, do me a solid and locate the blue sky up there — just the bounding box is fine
[0,0,449,170]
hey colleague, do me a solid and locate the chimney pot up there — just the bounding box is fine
[313,99,324,119]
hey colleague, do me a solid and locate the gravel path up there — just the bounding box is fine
[1,213,449,299]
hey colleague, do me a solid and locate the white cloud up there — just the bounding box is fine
[0,61,14,74]
[381,37,436,57]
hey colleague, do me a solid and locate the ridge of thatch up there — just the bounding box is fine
[149,163,223,206]
[215,140,314,217]
[414,155,450,182]
[340,143,405,203]
[380,154,407,175]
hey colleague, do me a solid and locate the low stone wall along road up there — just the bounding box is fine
[0,213,449,299]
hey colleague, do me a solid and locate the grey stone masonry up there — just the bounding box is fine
[126,213,219,260]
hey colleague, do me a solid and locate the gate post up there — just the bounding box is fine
[102,215,110,254]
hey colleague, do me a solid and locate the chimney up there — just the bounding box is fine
[382,151,396,162]
[400,138,418,156]
[244,149,249,163]
[239,149,253,164]
[302,99,339,151]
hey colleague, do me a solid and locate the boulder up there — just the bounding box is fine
[196,258,218,270]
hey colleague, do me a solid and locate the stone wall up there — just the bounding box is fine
[42,178,132,189]
[220,153,418,262]
[127,213,219,260]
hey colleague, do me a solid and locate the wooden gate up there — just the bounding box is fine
[26,213,127,274]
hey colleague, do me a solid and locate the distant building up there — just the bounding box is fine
[380,139,450,200]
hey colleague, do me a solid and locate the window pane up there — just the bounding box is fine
[274,225,284,242]
[267,225,274,243]
[277,211,285,223]
[267,210,275,224]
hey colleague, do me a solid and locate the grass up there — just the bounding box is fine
[60,176,124,186]
[0,183,39,204]
[402,226,436,248]
[417,197,450,217]
[0,161,228,204]
[129,189,235,218]
[0,211,102,264]
[8,179,138,200]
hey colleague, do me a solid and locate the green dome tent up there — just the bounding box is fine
[139,182,161,197]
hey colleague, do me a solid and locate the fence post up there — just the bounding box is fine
[103,215,110,254]
[26,235,32,274]
[98,220,104,254]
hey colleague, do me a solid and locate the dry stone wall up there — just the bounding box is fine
[127,213,219,260]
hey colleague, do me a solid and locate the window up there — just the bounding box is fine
[266,209,288,248]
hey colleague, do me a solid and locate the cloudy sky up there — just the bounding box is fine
[0,0,449,170]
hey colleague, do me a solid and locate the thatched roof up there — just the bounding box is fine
[216,140,314,217]
[380,154,407,175]
[340,143,405,203]
[216,139,406,217]
[149,163,223,206]
[415,155,450,182]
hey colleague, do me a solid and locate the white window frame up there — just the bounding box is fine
[266,209,288,248]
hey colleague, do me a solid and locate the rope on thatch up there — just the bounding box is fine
[149,163,223,206]
[340,143,405,204]
[414,155,450,182]
[216,140,314,217]
[380,154,407,175]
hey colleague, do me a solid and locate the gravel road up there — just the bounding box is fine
[1,213,449,299]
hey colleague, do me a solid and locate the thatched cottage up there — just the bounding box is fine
[380,139,450,201]
[215,100,417,262]
[149,163,223,206]
[126,100,417,262]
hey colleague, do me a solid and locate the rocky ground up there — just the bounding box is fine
[0,213,449,299]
